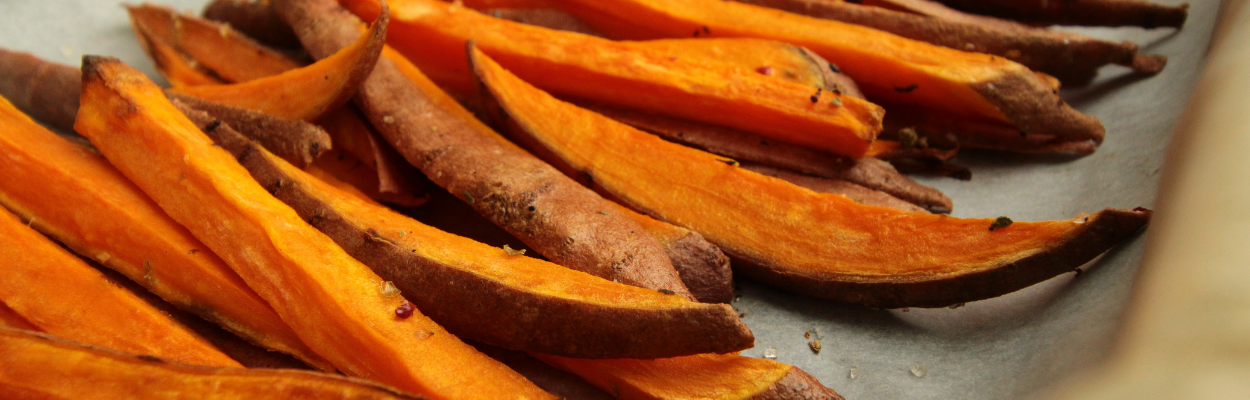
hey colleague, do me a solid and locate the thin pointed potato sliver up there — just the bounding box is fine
[126,4,301,83]
[470,46,1151,308]
[167,5,385,121]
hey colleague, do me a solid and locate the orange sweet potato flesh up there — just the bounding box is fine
[130,23,227,88]
[534,353,844,400]
[547,0,1105,145]
[472,46,1154,308]
[75,56,551,399]
[581,103,953,213]
[0,94,330,369]
[184,106,752,358]
[127,4,301,83]
[283,0,693,297]
[342,0,883,158]
[0,207,238,367]
[936,0,1189,28]
[167,6,384,121]
[0,328,425,400]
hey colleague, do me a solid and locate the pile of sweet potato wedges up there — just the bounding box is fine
[0,0,1178,398]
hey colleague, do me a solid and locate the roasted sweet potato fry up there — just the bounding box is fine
[0,206,238,367]
[279,0,694,297]
[582,103,954,213]
[533,353,844,400]
[130,23,227,88]
[0,49,84,132]
[738,0,1166,83]
[341,0,884,158]
[882,100,1099,155]
[127,4,302,83]
[185,112,752,358]
[165,93,331,168]
[546,0,1104,145]
[473,46,1153,308]
[167,4,385,121]
[0,328,423,400]
[202,0,303,48]
[936,0,1189,28]
[75,56,551,399]
[0,94,329,369]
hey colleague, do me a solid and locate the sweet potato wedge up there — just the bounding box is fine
[533,353,844,400]
[203,0,303,48]
[0,206,238,367]
[546,0,1104,145]
[582,103,953,213]
[473,46,1153,308]
[0,94,330,369]
[279,0,693,297]
[178,92,752,359]
[738,0,1166,83]
[0,49,83,132]
[341,0,884,158]
[881,100,1099,155]
[130,22,227,88]
[75,56,551,399]
[0,328,423,399]
[127,4,302,83]
[936,0,1189,28]
[167,4,385,121]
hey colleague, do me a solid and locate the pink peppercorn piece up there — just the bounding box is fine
[755,66,774,76]
[395,302,415,319]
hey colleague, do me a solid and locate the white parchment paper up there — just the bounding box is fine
[0,0,1220,398]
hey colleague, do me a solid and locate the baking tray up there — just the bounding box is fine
[0,0,1220,398]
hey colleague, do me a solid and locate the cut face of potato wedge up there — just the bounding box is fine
[533,353,844,400]
[0,94,330,369]
[129,23,226,88]
[167,4,385,121]
[341,0,884,158]
[545,0,1104,145]
[0,206,238,367]
[74,56,552,399]
[0,328,424,400]
[471,46,1152,308]
[126,4,301,83]
[196,113,753,358]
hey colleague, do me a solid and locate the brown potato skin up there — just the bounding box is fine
[0,49,80,132]
[935,0,1189,28]
[165,93,330,168]
[273,0,692,298]
[583,103,954,213]
[745,367,845,400]
[737,208,1152,308]
[202,0,303,48]
[738,0,1165,83]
